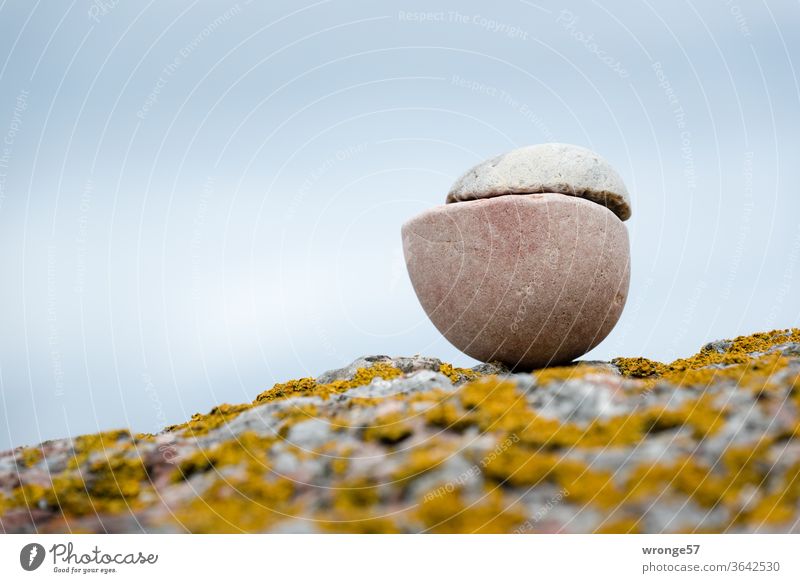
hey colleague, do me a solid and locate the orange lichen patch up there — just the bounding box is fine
[678,329,800,368]
[173,431,273,482]
[458,377,538,433]
[790,371,800,396]
[254,377,318,403]
[67,456,148,514]
[460,376,519,409]
[67,429,134,469]
[344,397,382,408]
[319,513,400,534]
[642,396,726,440]
[720,440,772,486]
[165,403,251,437]
[392,443,451,482]
[10,483,48,510]
[72,429,133,450]
[559,468,623,510]
[438,362,480,383]
[330,476,381,512]
[362,411,414,445]
[405,386,453,406]
[595,517,642,534]
[171,363,404,437]
[612,357,668,378]
[625,443,774,513]
[172,477,295,533]
[15,446,43,468]
[11,453,150,517]
[741,462,800,525]
[274,404,322,438]
[534,364,612,385]
[615,329,800,384]
[424,399,475,431]
[255,363,404,405]
[519,412,645,449]
[665,354,789,390]
[578,416,646,448]
[744,493,796,525]
[319,474,397,532]
[416,487,524,533]
[274,402,320,422]
[517,418,585,448]
[330,457,349,475]
[349,362,404,385]
[483,445,579,488]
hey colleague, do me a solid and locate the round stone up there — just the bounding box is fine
[446,143,631,221]
[402,193,630,369]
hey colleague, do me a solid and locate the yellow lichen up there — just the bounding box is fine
[642,395,726,440]
[264,362,402,402]
[12,453,150,517]
[438,362,480,383]
[173,431,273,482]
[615,329,799,386]
[4,328,800,533]
[330,457,349,475]
[317,477,403,532]
[625,443,775,514]
[172,477,295,533]
[595,517,642,534]
[15,446,43,468]
[415,487,524,533]
[254,377,318,404]
[534,364,611,385]
[560,468,622,509]
[331,476,381,511]
[10,483,47,517]
[392,444,450,482]
[165,403,252,437]
[424,399,475,431]
[742,462,800,525]
[168,364,403,438]
[483,446,570,488]
[362,411,413,445]
[68,429,133,468]
[612,357,668,378]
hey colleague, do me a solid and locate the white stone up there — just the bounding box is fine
[446,143,631,220]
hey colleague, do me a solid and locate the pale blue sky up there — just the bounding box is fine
[0,0,798,449]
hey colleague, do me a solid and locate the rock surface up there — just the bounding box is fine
[2,329,800,534]
[446,143,632,221]
[402,193,630,369]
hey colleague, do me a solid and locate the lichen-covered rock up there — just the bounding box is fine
[2,329,800,533]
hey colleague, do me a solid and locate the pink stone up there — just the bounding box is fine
[402,192,630,369]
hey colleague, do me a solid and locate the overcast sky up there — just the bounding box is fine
[0,0,798,450]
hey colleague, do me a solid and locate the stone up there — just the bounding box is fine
[403,143,632,369]
[403,190,630,370]
[446,143,631,221]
